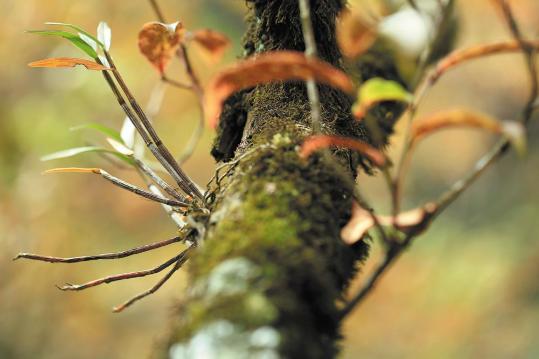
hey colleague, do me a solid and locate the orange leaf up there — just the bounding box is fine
[43,167,101,175]
[300,135,386,167]
[138,21,184,74]
[205,51,355,128]
[412,110,507,143]
[341,202,437,245]
[337,10,377,58]
[28,57,110,71]
[192,29,231,63]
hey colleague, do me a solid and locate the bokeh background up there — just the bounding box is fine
[1,0,538,358]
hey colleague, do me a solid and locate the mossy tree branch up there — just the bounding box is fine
[159,1,402,357]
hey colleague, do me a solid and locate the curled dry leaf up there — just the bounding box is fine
[300,135,386,167]
[337,10,377,58]
[205,51,354,128]
[28,57,110,71]
[341,201,437,245]
[192,29,231,63]
[411,109,527,155]
[138,21,184,74]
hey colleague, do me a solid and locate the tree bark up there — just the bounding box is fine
[160,1,402,357]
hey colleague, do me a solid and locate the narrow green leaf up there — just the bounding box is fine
[45,22,104,49]
[28,30,98,58]
[97,22,112,51]
[70,123,123,143]
[353,77,412,118]
[41,146,134,165]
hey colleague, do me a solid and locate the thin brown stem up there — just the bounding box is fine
[14,236,183,263]
[148,0,166,23]
[97,169,188,207]
[103,51,203,199]
[495,0,538,125]
[57,251,186,291]
[112,246,192,312]
[134,157,189,203]
[339,242,404,319]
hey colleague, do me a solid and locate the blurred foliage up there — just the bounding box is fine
[0,0,538,358]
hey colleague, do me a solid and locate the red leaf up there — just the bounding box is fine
[204,51,355,128]
[138,21,184,74]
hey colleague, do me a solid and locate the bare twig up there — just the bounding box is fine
[339,242,403,318]
[112,245,192,312]
[298,0,322,134]
[14,236,183,263]
[57,251,187,291]
[148,0,166,23]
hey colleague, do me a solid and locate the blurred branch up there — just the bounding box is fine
[495,0,538,124]
[149,0,166,22]
[340,4,539,319]
[298,0,322,133]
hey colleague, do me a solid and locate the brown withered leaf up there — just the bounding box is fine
[337,10,377,58]
[410,109,526,154]
[192,29,231,63]
[138,21,184,74]
[28,57,110,71]
[341,202,437,245]
[205,51,355,128]
[300,135,386,167]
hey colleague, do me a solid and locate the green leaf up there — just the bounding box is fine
[45,22,104,49]
[353,78,412,119]
[70,123,123,143]
[97,22,112,51]
[41,146,134,165]
[28,30,98,58]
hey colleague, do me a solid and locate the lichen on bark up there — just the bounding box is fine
[160,1,402,358]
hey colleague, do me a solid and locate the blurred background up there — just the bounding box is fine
[0,0,538,358]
